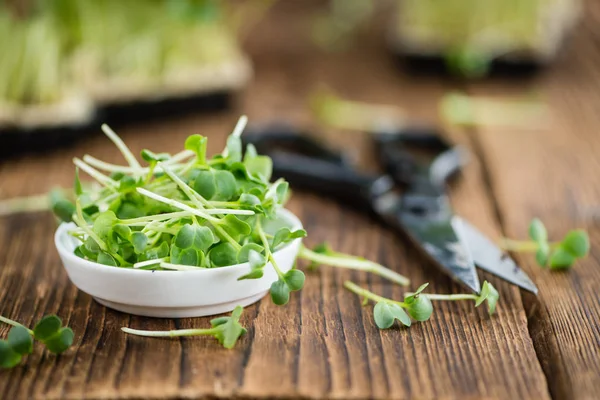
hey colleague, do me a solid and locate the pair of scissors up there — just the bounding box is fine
[242,123,538,294]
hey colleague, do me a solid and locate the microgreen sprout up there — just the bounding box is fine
[121,306,246,349]
[0,315,74,369]
[405,281,499,316]
[440,92,547,129]
[299,243,410,286]
[58,116,306,282]
[343,281,432,329]
[310,88,405,132]
[499,218,590,269]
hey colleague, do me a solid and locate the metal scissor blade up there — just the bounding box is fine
[395,211,481,293]
[454,217,538,294]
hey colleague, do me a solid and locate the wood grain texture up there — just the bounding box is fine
[462,2,600,398]
[0,0,596,399]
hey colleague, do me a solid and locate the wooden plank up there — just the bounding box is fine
[0,2,553,399]
[463,2,600,399]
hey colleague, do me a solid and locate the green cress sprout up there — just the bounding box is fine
[0,315,74,369]
[298,243,409,286]
[404,280,499,316]
[344,280,498,330]
[310,88,406,132]
[440,91,547,129]
[122,306,246,349]
[57,116,311,307]
[343,282,433,329]
[500,218,590,269]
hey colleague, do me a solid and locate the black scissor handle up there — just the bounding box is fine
[243,123,348,166]
[373,125,463,190]
[243,124,388,211]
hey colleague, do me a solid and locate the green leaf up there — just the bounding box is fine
[373,302,411,329]
[41,327,74,354]
[113,224,132,241]
[237,248,267,280]
[192,226,216,253]
[213,170,238,201]
[219,215,251,241]
[244,156,273,182]
[225,135,242,163]
[175,224,195,248]
[535,241,550,267]
[192,170,216,200]
[244,144,258,160]
[208,243,238,267]
[274,181,289,204]
[404,282,429,304]
[284,269,305,291]
[475,281,499,315]
[185,135,208,164]
[7,326,33,355]
[406,296,433,322]
[562,230,589,258]
[118,176,138,192]
[0,341,22,369]
[171,245,203,267]
[50,190,76,223]
[93,211,118,238]
[97,252,118,266]
[549,246,576,269]
[141,149,169,163]
[237,243,264,263]
[239,193,262,210]
[528,218,547,243]
[209,306,246,349]
[33,315,62,341]
[180,248,201,266]
[131,232,149,254]
[74,168,83,196]
[272,228,307,249]
[270,279,291,305]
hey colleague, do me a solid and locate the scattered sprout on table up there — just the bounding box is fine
[500,218,590,270]
[122,306,246,350]
[0,315,73,369]
[344,280,499,330]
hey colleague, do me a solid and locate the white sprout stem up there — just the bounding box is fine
[159,262,206,271]
[0,316,34,335]
[256,217,284,278]
[83,151,195,175]
[165,150,195,165]
[414,294,477,301]
[101,124,142,172]
[136,188,219,222]
[72,214,107,251]
[232,115,248,138]
[121,211,194,224]
[222,115,248,157]
[299,247,410,286]
[82,155,133,174]
[133,258,167,269]
[121,327,216,337]
[343,281,407,308]
[157,162,211,208]
[73,158,119,189]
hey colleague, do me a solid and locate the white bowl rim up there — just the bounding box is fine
[55,208,303,277]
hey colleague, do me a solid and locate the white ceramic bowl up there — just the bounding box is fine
[55,209,303,318]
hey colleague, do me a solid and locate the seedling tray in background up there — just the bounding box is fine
[0,91,233,160]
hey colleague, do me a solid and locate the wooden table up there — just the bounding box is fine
[1,2,599,399]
